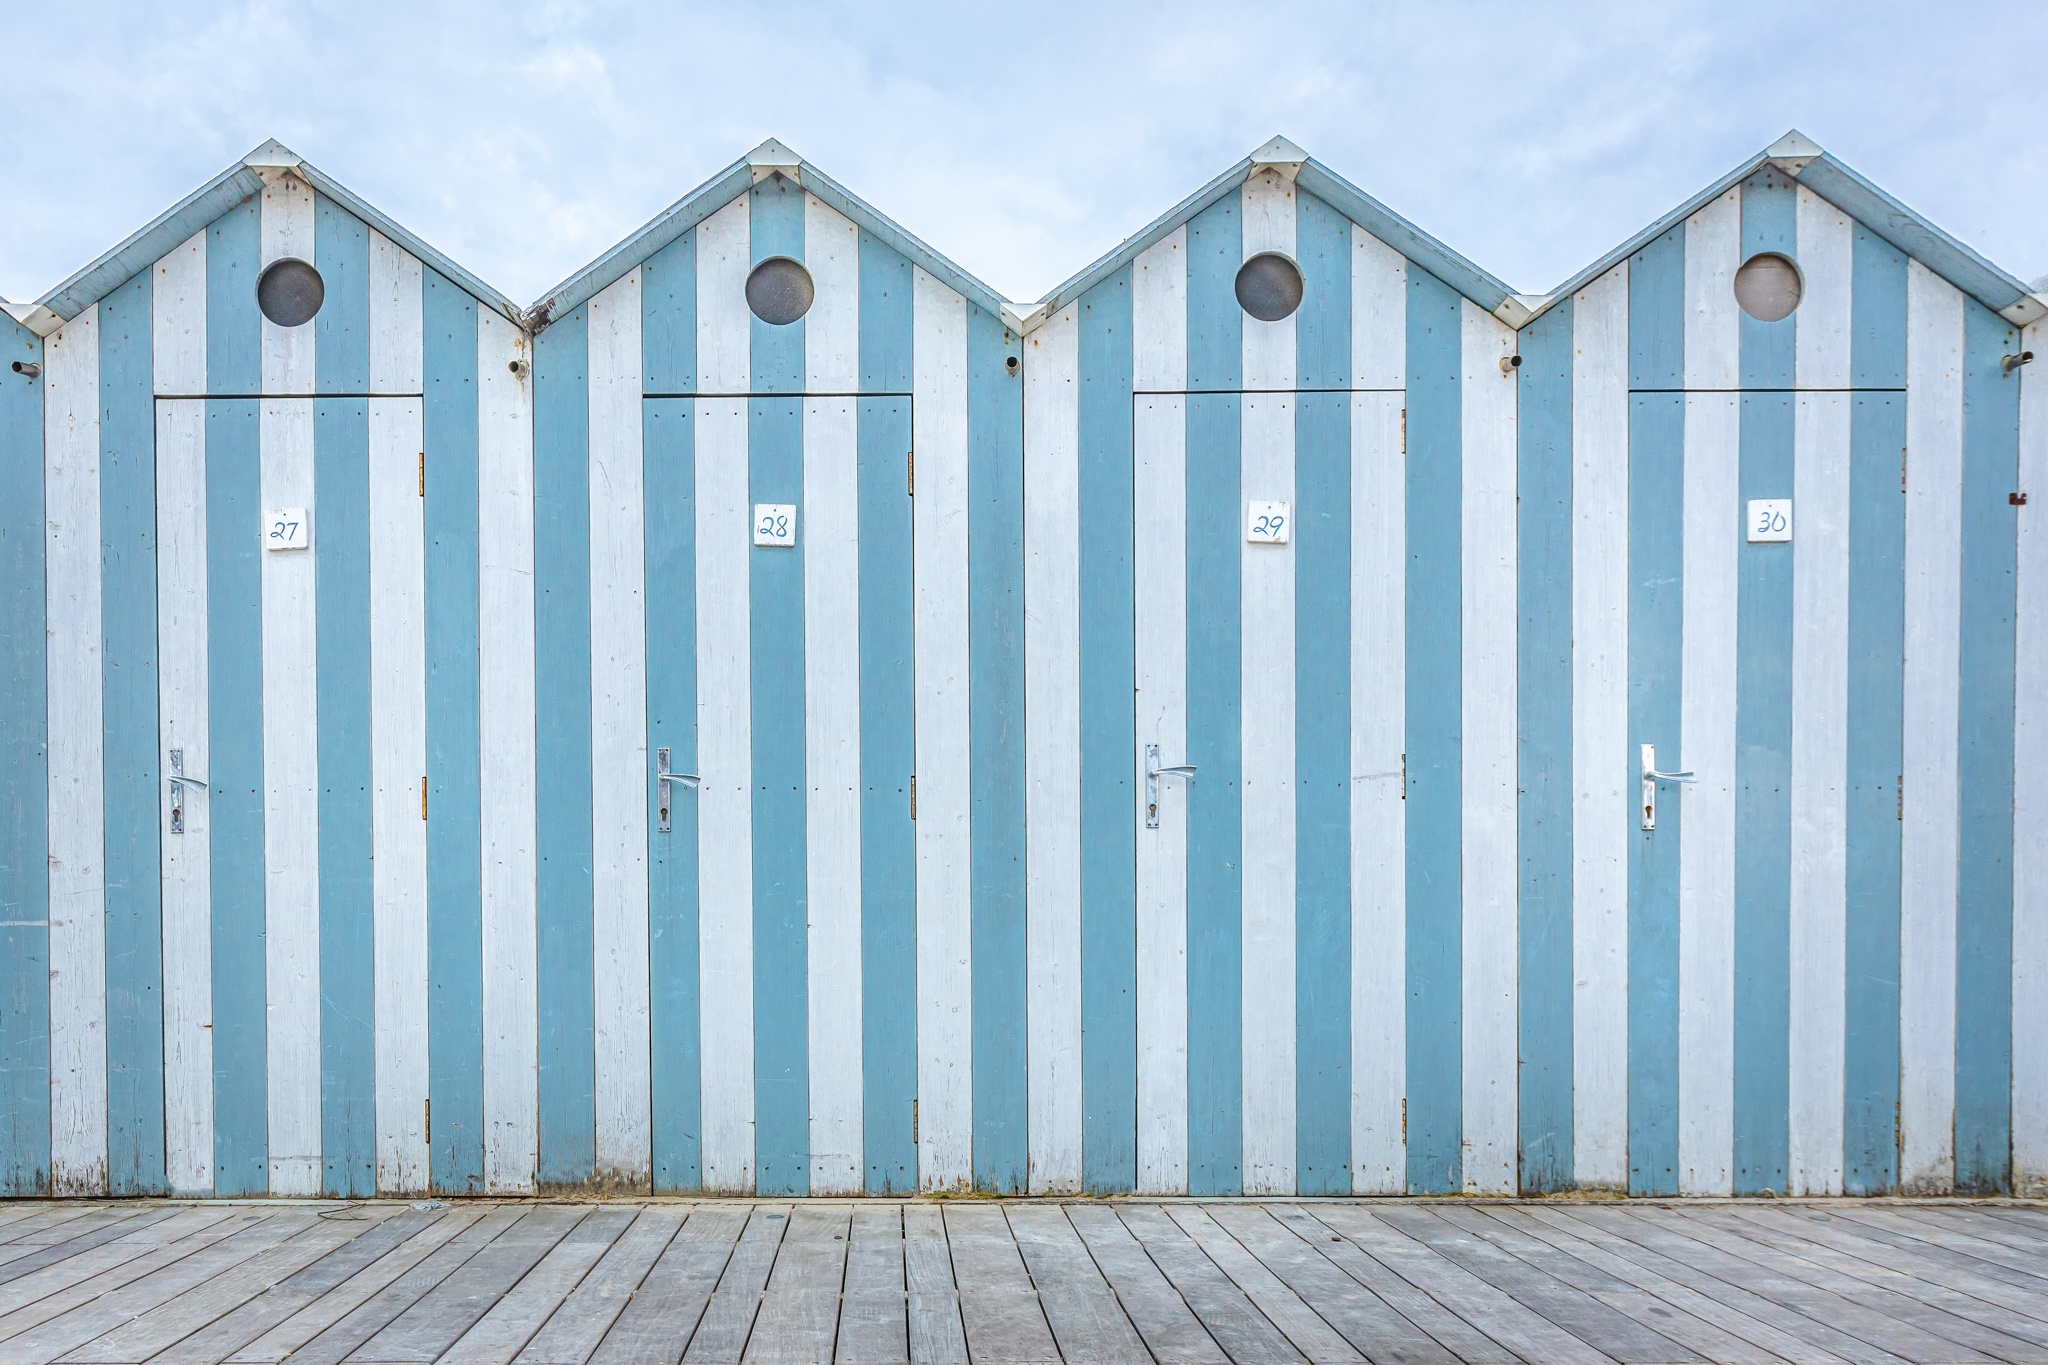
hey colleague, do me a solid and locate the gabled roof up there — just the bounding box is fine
[1529,131,2048,328]
[527,138,1007,330]
[1,139,523,337]
[1022,136,1528,333]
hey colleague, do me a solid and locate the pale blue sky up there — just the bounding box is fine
[5,1,2043,308]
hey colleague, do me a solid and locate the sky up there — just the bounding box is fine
[4,1,2044,310]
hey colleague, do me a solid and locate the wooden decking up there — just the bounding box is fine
[0,1199,2044,1364]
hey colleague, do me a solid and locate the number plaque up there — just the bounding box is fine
[1246,500,1290,544]
[753,504,797,547]
[1746,499,1791,543]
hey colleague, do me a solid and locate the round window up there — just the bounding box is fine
[746,257,815,326]
[1733,252,1802,323]
[1235,252,1304,322]
[257,258,325,328]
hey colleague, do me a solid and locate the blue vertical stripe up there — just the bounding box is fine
[1077,268,1136,1195]
[1293,189,1350,1194]
[1955,301,2019,1195]
[643,230,700,1193]
[1516,300,1575,1193]
[207,200,266,1195]
[207,398,266,1196]
[424,271,484,1192]
[1404,266,1462,1195]
[533,307,595,1187]
[858,230,916,1192]
[99,267,165,1195]
[1185,194,1242,1195]
[1626,228,1684,1197]
[316,199,375,1197]
[750,177,808,1197]
[1733,172,1796,1195]
[1843,226,1906,1195]
[0,319,50,1196]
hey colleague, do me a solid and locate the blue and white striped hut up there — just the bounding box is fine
[1,129,2043,1202]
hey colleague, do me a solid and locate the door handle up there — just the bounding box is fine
[1145,744,1196,830]
[656,747,700,834]
[1640,742,1695,831]
[168,749,207,835]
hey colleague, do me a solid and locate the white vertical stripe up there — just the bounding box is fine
[155,398,212,1194]
[2016,316,2048,1198]
[1678,392,1738,1195]
[1351,391,1406,1194]
[45,307,106,1196]
[804,395,862,1194]
[1239,170,1297,1195]
[260,175,316,397]
[805,193,863,1195]
[1788,391,1851,1195]
[1795,189,1854,392]
[369,396,428,1194]
[914,266,973,1191]
[1460,302,1518,1195]
[697,197,751,395]
[478,311,538,1194]
[1023,304,1082,1194]
[1351,230,1407,1194]
[697,393,754,1195]
[369,232,425,396]
[588,269,651,1186]
[1571,264,1630,1189]
[697,190,754,1195]
[1684,192,1741,391]
[153,231,207,396]
[1901,260,1963,1193]
[261,396,320,1195]
[1350,228,1406,391]
[1133,229,1189,1195]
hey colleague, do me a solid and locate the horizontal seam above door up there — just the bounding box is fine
[153,392,426,400]
[1133,386,1403,396]
[1626,386,1908,394]
[642,390,914,400]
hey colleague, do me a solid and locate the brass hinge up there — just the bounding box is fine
[424,1098,431,1145]
[1401,1097,1408,1143]
[911,1099,919,1145]
[1400,753,1407,800]
[910,774,917,821]
[1401,409,1407,456]
[907,449,914,497]
[1901,446,1908,493]
[422,777,428,822]
[418,452,425,498]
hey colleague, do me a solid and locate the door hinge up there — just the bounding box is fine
[422,777,428,822]
[907,449,914,497]
[1897,774,1903,822]
[1901,446,1908,493]
[1401,409,1407,456]
[909,774,917,820]
[1401,1097,1408,1143]
[1400,753,1407,799]
[424,1098,431,1145]
[912,1099,919,1145]
[418,452,425,498]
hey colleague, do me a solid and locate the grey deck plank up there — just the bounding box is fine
[0,1212,318,1365]
[742,1205,849,1365]
[0,1211,137,1261]
[1162,1206,1363,1364]
[1062,1205,1225,1365]
[939,1206,1060,1365]
[1314,1206,1613,1365]
[680,1205,789,1364]
[1673,1209,2048,1363]
[1992,1209,2048,1241]
[274,1208,527,1365]
[589,1204,745,1365]
[1204,1205,1456,1365]
[1626,1209,2001,1364]
[1828,1211,2048,1291]
[150,1208,442,1365]
[350,1207,585,1362]
[1573,1208,1924,1365]
[1282,1209,1519,1365]
[1391,1206,1702,1363]
[0,1212,174,1284]
[1722,1209,2048,1337]
[442,1208,640,1365]
[1116,1204,1307,1365]
[228,1209,485,1364]
[57,1210,395,1362]
[901,1205,966,1365]
[516,1207,685,1365]
[1500,1206,1848,1365]
[1897,1209,2048,1261]
[0,1210,237,1326]
[1002,1205,1148,1365]
[836,1205,908,1365]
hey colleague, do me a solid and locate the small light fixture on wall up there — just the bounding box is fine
[2002,350,2034,376]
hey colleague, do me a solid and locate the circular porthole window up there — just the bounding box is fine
[257,258,325,328]
[1733,252,1802,323]
[1235,252,1304,322]
[746,257,815,326]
